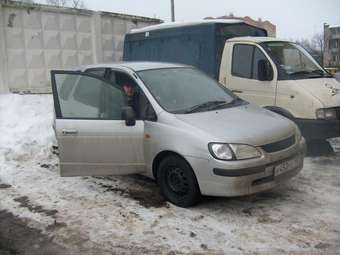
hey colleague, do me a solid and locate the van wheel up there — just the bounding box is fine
[157,155,201,207]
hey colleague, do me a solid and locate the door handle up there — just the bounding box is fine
[62,129,78,135]
[231,89,243,93]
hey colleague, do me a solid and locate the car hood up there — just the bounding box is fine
[295,78,340,108]
[175,104,296,146]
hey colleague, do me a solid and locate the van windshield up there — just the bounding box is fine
[137,68,241,114]
[262,42,329,79]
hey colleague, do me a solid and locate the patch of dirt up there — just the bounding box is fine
[13,196,58,218]
[257,213,282,224]
[0,183,11,189]
[98,183,167,208]
[251,190,290,202]
[0,210,71,255]
[39,163,58,170]
[314,242,332,249]
[46,221,67,231]
[91,175,168,208]
[52,145,59,156]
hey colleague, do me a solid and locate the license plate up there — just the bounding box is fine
[274,157,301,176]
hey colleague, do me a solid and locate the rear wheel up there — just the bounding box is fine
[157,155,201,207]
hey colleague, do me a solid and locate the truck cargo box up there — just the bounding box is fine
[123,20,267,79]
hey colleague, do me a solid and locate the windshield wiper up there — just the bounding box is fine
[290,70,325,78]
[311,69,333,78]
[183,100,228,113]
[311,69,324,75]
[289,70,310,76]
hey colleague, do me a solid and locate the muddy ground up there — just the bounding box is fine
[1,155,340,255]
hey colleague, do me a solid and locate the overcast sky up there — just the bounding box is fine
[44,0,340,40]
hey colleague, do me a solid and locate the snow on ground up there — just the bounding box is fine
[0,94,340,254]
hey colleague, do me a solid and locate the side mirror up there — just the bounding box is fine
[258,59,273,81]
[121,106,136,126]
[145,104,157,121]
[146,111,157,121]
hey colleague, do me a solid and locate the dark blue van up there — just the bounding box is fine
[123,20,267,79]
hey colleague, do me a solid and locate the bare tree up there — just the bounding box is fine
[14,0,35,3]
[45,0,86,8]
[311,33,324,65]
[296,33,324,66]
[296,38,312,52]
[46,0,68,7]
[71,0,85,8]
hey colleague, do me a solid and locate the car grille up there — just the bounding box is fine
[260,135,296,153]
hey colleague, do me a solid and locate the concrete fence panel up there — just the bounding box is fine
[0,1,161,93]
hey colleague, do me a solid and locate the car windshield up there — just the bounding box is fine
[262,42,329,79]
[137,68,239,114]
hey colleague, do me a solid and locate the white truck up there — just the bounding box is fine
[219,37,340,143]
[123,21,340,144]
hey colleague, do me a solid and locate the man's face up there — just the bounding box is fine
[123,84,134,97]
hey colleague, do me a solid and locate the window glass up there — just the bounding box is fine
[252,47,269,80]
[108,70,155,120]
[138,68,235,113]
[85,68,106,77]
[263,42,324,76]
[55,73,125,119]
[232,44,254,78]
[59,75,78,100]
[73,76,102,108]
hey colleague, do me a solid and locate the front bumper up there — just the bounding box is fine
[295,118,340,140]
[187,137,306,197]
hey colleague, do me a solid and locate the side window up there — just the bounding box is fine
[232,44,254,79]
[59,75,78,100]
[73,76,102,108]
[85,68,106,77]
[252,47,271,80]
[54,73,125,119]
[109,70,156,120]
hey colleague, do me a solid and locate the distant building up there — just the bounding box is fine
[204,14,276,37]
[324,23,340,68]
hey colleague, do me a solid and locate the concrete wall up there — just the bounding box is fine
[0,1,161,93]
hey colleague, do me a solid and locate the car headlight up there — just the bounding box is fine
[316,108,337,120]
[208,143,262,161]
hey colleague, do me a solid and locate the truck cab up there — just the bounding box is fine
[219,37,340,141]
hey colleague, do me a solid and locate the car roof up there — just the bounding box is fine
[81,61,188,72]
[227,36,290,43]
[129,19,244,34]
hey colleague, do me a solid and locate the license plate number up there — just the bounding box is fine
[274,157,300,176]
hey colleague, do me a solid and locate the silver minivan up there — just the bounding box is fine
[51,62,306,207]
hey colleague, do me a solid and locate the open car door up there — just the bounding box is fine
[51,70,145,177]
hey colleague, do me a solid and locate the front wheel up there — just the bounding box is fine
[306,139,334,156]
[157,155,201,207]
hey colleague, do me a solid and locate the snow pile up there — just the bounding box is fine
[0,94,55,170]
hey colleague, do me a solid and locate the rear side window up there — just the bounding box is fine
[232,44,254,79]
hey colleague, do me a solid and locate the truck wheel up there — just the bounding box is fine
[157,155,201,207]
[306,139,334,156]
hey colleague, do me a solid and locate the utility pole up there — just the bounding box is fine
[171,0,175,22]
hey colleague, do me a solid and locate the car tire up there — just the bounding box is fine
[157,155,201,207]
